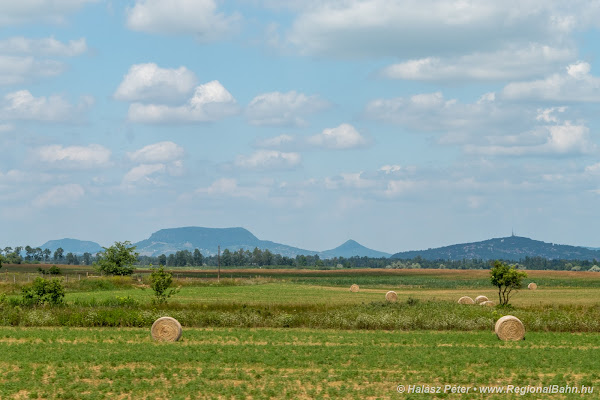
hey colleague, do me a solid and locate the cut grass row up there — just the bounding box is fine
[0,327,598,399]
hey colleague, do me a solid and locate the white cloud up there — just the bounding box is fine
[283,1,598,59]
[256,134,296,149]
[126,0,239,42]
[0,37,87,56]
[0,1,97,26]
[0,123,13,132]
[379,165,416,175]
[32,184,85,208]
[127,141,184,163]
[195,178,270,200]
[308,123,368,149]
[235,150,301,170]
[585,163,600,174]
[128,80,238,123]
[246,90,329,126]
[502,61,600,102]
[34,144,111,168]
[1,90,93,122]
[365,91,522,135]
[0,56,64,85]
[464,122,596,156]
[114,63,197,103]
[325,172,375,190]
[122,163,166,184]
[0,37,87,85]
[381,44,574,81]
[536,107,567,123]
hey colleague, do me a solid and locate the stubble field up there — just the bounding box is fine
[0,266,598,399]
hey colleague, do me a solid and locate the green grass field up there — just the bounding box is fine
[0,267,599,398]
[0,327,597,399]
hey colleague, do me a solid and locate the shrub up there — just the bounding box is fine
[150,266,179,304]
[49,265,62,275]
[21,277,65,306]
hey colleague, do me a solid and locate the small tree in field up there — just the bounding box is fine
[490,260,527,306]
[150,265,179,304]
[95,241,138,276]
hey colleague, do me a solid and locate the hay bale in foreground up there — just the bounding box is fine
[528,282,537,290]
[495,315,525,341]
[350,284,359,292]
[385,291,398,302]
[151,317,182,342]
[474,295,489,304]
[457,296,475,305]
[480,300,495,307]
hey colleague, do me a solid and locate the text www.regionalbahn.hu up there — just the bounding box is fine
[397,384,594,395]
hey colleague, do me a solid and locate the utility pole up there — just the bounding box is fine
[217,245,221,282]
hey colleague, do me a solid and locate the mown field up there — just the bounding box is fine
[0,327,598,399]
[0,267,598,398]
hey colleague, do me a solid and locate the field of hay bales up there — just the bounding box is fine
[0,327,598,399]
[0,267,598,398]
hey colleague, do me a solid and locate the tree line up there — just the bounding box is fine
[2,244,599,271]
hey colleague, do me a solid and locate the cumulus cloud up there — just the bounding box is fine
[0,37,87,56]
[0,1,97,26]
[127,141,184,163]
[464,122,596,156]
[235,150,301,170]
[0,56,64,85]
[126,0,239,42]
[308,123,368,149]
[502,61,600,102]
[34,144,111,168]
[122,163,166,184]
[365,91,524,135]
[193,178,278,201]
[32,184,85,208]
[255,134,296,149]
[1,90,93,122]
[0,37,88,85]
[128,80,238,123]
[246,90,329,126]
[381,44,574,81]
[283,1,597,58]
[114,63,197,103]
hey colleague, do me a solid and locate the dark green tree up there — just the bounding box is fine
[158,254,167,266]
[193,249,203,266]
[490,260,528,306]
[53,247,64,262]
[82,252,92,265]
[95,241,138,276]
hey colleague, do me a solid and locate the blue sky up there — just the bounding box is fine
[1,1,600,253]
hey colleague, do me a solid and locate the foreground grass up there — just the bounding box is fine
[0,327,597,399]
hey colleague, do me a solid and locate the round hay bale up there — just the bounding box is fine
[495,315,525,341]
[474,295,489,304]
[480,300,495,307]
[350,284,359,293]
[151,317,182,342]
[528,282,537,290]
[385,291,398,302]
[457,296,475,305]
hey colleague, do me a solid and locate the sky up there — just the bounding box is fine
[1,0,600,253]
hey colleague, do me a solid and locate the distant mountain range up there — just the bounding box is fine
[133,227,391,258]
[391,235,600,261]
[37,229,599,261]
[39,238,103,255]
